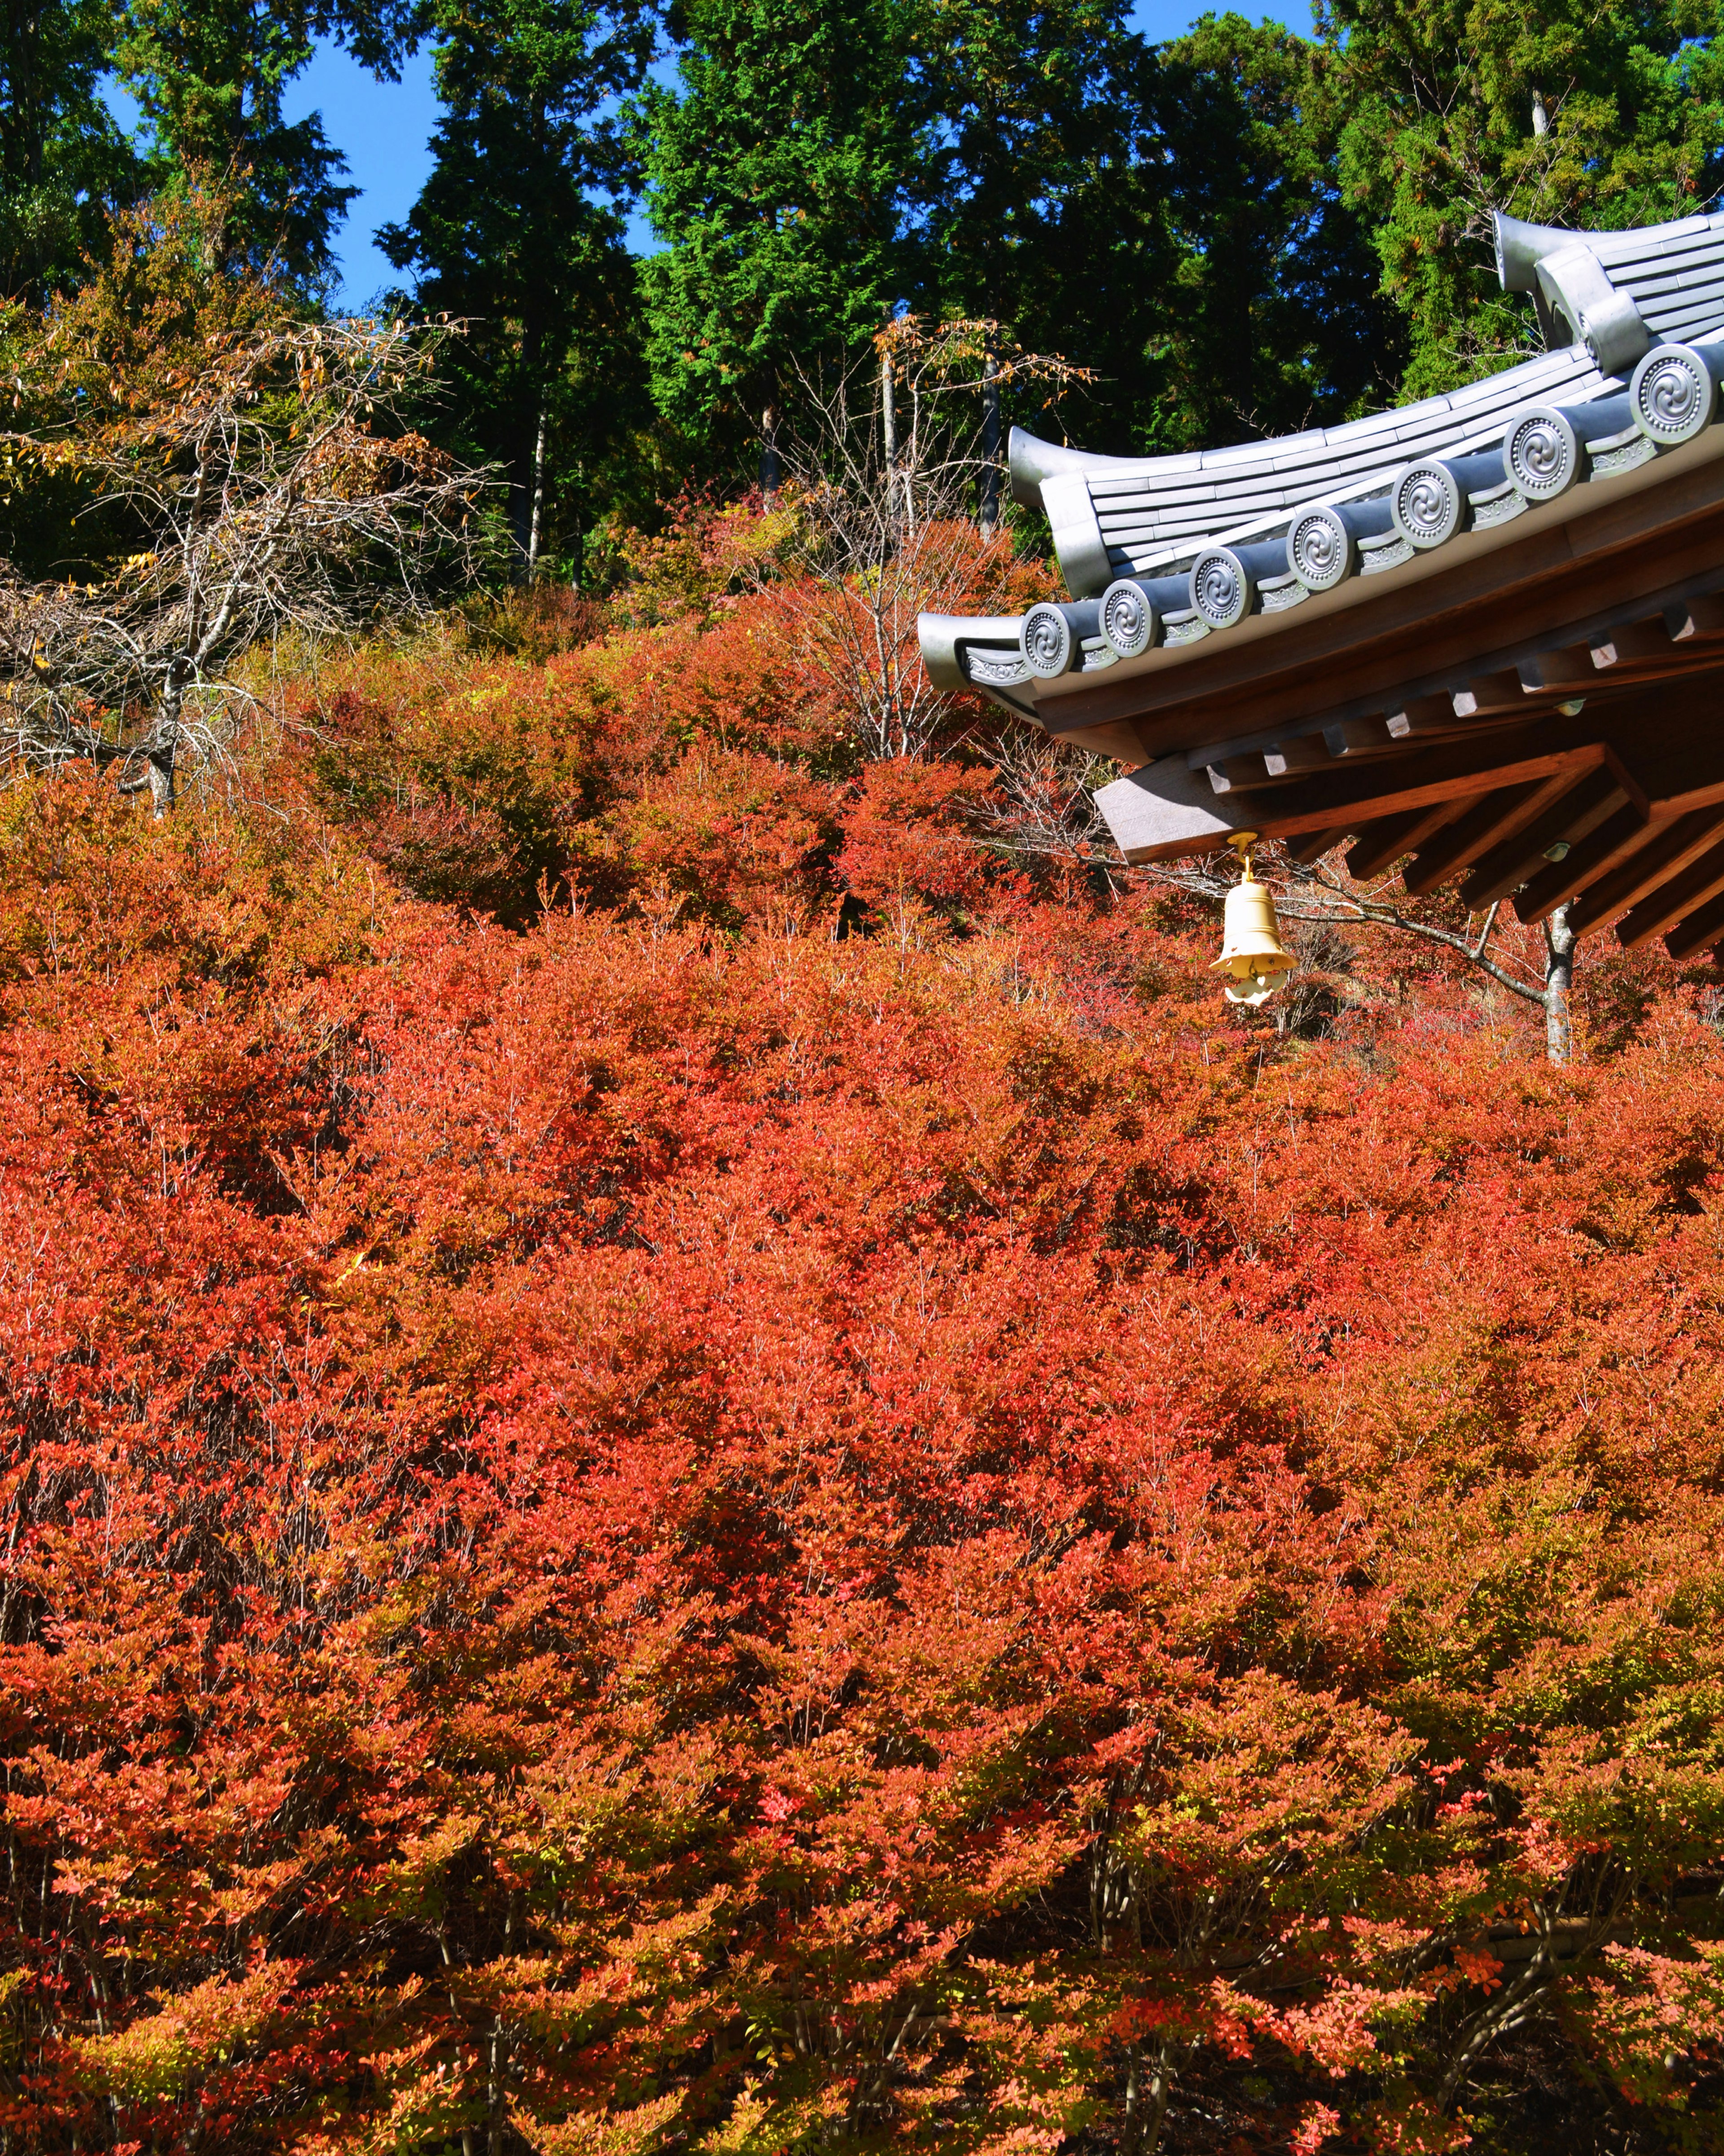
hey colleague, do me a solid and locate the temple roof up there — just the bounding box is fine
[919,207,1724,963]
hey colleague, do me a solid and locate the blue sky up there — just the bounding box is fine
[192,2,1315,309]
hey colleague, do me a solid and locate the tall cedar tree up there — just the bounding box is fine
[908,0,1143,368]
[1317,0,1724,397]
[381,0,657,576]
[1127,13,1397,450]
[638,0,919,485]
[0,0,140,302]
[110,0,422,286]
[901,8,1391,467]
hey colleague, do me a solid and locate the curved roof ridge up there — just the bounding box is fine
[1010,208,1724,593]
[1009,345,1610,505]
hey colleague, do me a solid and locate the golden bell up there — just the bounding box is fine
[1210,835,1296,1006]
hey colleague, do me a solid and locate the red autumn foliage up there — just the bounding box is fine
[4,542,1724,2156]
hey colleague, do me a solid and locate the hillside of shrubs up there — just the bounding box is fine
[3,513,1724,2156]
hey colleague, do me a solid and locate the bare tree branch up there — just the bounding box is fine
[1,188,495,811]
[764,325,1089,763]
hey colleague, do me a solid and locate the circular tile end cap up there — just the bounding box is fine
[1099,579,1157,658]
[1631,342,1719,446]
[1020,603,1074,678]
[1506,406,1581,500]
[1286,504,1356,592]
[1188,546,1253,630]
[1391,460,1465,550]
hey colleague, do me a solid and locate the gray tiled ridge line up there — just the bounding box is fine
[1009,206,1724,588]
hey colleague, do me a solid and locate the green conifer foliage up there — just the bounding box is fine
[637,0,919,481]
[0,0,140,302]
[908,0,1140,347]
[1319,0,1724,397]
[111,0,359,283]
[1134,13,1397,449]
[903,7,1394,465]
[381,0,657,577]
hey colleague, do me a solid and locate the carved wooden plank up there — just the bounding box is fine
[1403,778,1570,898]
[1459,770,1628,911]
[1568,809,1724,935]
[1615,837,1724,948]
[1346,800,1467,881]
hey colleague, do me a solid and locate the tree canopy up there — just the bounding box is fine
[14,0,1724,549]
[5,4,1724,2142]
[1318,0,1724,394]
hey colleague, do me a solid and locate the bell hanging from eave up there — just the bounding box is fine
[1210,833,1297,1006]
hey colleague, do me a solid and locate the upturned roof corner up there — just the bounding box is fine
[916,204,1724,963]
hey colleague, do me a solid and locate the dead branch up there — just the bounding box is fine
[2,213,494,810]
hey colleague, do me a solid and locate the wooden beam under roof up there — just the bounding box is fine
[1666,594,1724,641]
[1667,890,1724,961]
[1591,618,1672,666]
[1388,693,1460,737]
[1616,838,1724,948]
[1517,645,1595,691]
[1451,670,1528,719]
[1172,625,1724,793]
[1284,828,1351,865]
[1346,800,1468,881]
[1459,768,1631,911]
[1513,804,1656,923]
[1403,776,1579,897]
[1566,810,1724,935]
[1038,469,1724,758]
[1094,715,1620,863]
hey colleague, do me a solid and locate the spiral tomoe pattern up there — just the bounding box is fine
[1506,408,1579,499]
[1287,506,1352,592]
[1632,344,1715,444]
[1100,581,1155,658]
[1392,461,1463,549]
[1020,603,1073,678]
[1190,547,1250,629]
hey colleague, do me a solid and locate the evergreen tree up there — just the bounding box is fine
[1318,0,1724,397]
[107,0,422,288]
[1130,13,1396,449]
[903,0,1143,516]
[111,0,352,283]
[908,0,1139,349]
[902,6,1391,472]
[1,0,140,303]
[637,0,919,485]
[382,0,657,577]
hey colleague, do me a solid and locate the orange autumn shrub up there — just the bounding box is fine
[1,749,1723,2156]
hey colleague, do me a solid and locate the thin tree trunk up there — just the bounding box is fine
[511,308,544,578]
[761,400,781,499]
[881,349,897,469]
[147,666,185,817]
[526,403,548,579]
[979,334,1001,541]
[1544,901,1575,1063]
